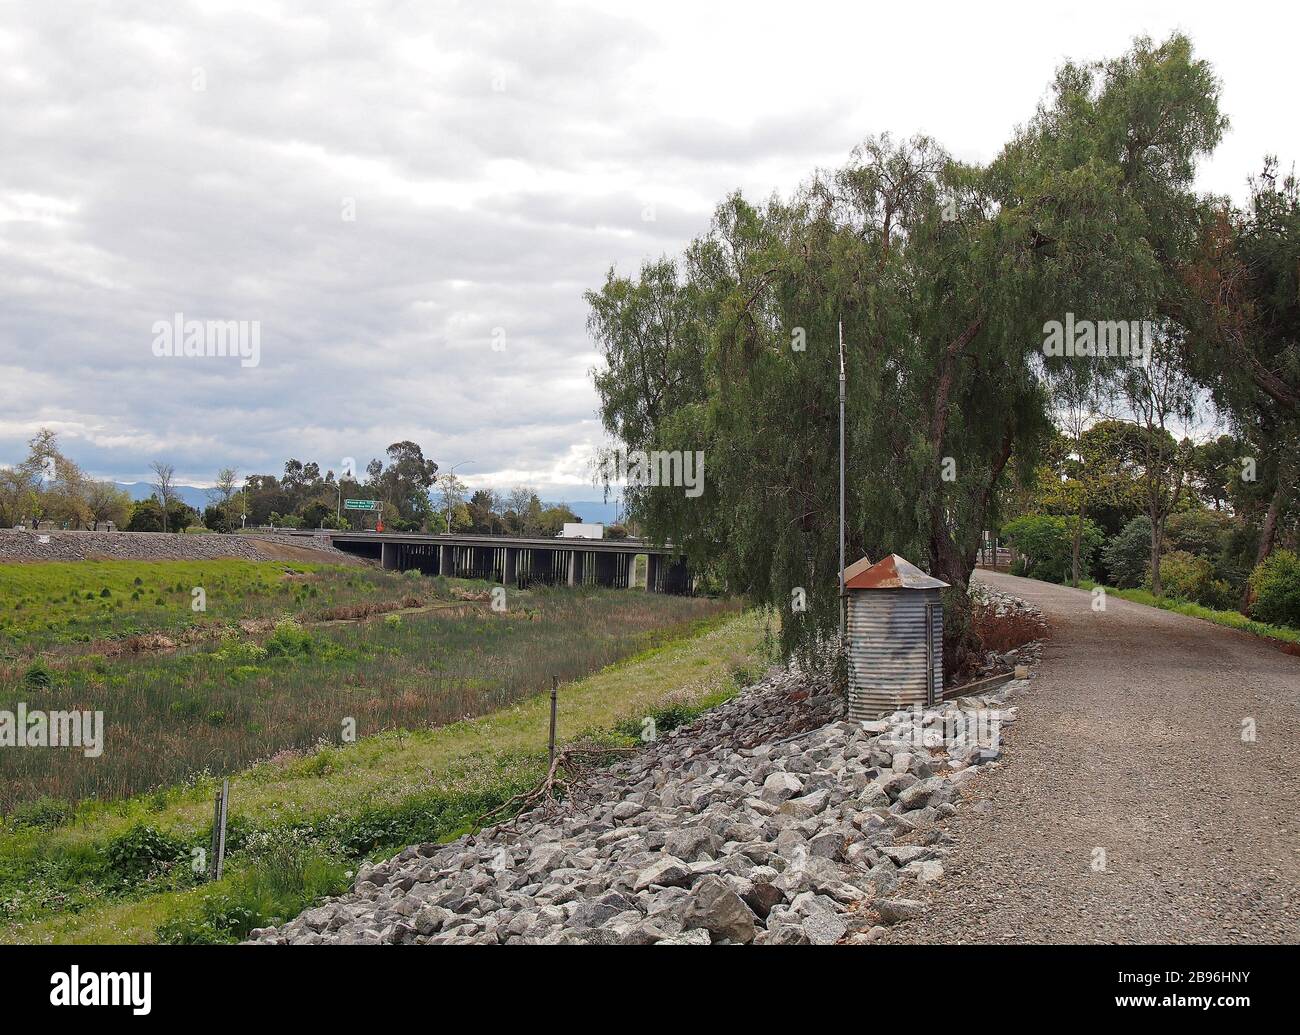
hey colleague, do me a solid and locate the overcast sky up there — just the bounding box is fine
[1,0,1295,499]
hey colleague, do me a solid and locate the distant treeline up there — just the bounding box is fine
[0,431,625,538]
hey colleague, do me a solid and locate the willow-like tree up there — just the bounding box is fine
[587,35,1224,674]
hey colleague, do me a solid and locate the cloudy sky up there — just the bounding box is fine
[1,0,1295,500]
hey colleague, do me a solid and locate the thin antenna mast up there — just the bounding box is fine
[838,319,846,647]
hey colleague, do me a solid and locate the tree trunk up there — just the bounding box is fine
[1149,519,1163,598]
[1070,501,1086,587]
[1256,473,1287,566]
[1240,467,1289,612]
[929,522,979,679]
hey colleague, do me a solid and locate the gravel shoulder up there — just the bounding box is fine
[880,570,1300,944]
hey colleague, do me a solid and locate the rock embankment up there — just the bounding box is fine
[250,662,1030,946]
[0,529,359,564]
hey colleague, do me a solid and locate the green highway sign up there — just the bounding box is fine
[344,499,381,511]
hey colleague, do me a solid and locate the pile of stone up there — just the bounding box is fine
[0,528,355,563]
[970,580,1045,623]
[969,581,1047,676]
[250,661,1029,946]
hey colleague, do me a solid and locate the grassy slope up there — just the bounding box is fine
[0,559,407,655]
[3,583,735,807]
[1077,580,1300,645]
[2,608,772,944]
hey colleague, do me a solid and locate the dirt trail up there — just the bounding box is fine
[882,571,1300,944]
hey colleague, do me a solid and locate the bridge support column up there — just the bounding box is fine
[593,552,616,587]
[381,542,400,570]
[503,547,518,587]
[662,558,691,595]
[567,549,585,587]
[645,553,660,592]
[438,545,451,577]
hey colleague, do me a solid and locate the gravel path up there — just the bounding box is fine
[881,571,1300,944]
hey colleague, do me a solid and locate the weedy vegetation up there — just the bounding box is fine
[0,555,771,945]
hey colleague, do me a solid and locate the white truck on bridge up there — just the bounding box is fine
[558,522,604,539]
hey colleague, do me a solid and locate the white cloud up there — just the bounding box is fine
[0,0,1294,497]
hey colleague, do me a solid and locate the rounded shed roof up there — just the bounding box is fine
[843,553,950,590]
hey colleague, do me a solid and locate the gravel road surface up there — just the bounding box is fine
[882,571,1300,944]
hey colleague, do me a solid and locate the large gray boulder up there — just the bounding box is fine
[760,772,804,804]
[682,875,759,944]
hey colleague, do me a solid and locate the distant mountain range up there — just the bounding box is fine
[115,483,625,524]
[117,482,211,510]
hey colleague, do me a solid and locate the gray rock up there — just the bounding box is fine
[808,830,846,861]
[658,929,712,945]
[760,772,804,804]
[570,890,640,928]
[633,856,693,891]
[739,880,785,920]
[880,772,918,801]
[682,875,759,944]
[875,898,926,925]
[664,827,722,862]
[897,776,947,811]
[802,910,849,945]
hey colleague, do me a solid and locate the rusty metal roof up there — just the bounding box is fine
[843,553,949,591]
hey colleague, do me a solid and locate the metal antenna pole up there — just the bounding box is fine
[838,319,846,647]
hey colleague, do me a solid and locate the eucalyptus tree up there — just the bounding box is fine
[1179,160,1300,570]
[587,35,1224,673]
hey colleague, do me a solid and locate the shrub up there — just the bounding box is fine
[22,660,54,689]
[6,795,73,830]
[972,603,1049,653]
[156,832,349,944]
[264,620,315,658]
[1249,549,1300,629]
[727,662,758,688]
[614,704,696,741]
[1165,509,1232,558]
[1001,514,1104,584]
[212,634,268,664]
[1103,516,1153,588]
[103,825,189,881]
[202,505,233,534]
[1153,551,1226,608]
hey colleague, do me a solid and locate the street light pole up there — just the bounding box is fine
[443,460,474,533]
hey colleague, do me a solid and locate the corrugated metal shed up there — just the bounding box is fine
[843,555,948,721]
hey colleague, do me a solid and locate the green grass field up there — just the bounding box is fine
[0,608,773,945]
[0,559,435,657]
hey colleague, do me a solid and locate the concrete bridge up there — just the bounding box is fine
[275,530,694,593]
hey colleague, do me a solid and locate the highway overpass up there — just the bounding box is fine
[274,530,694,593]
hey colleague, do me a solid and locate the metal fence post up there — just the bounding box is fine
[208,788,221,881]
[548,676,558,766]
[209,778,229,882]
